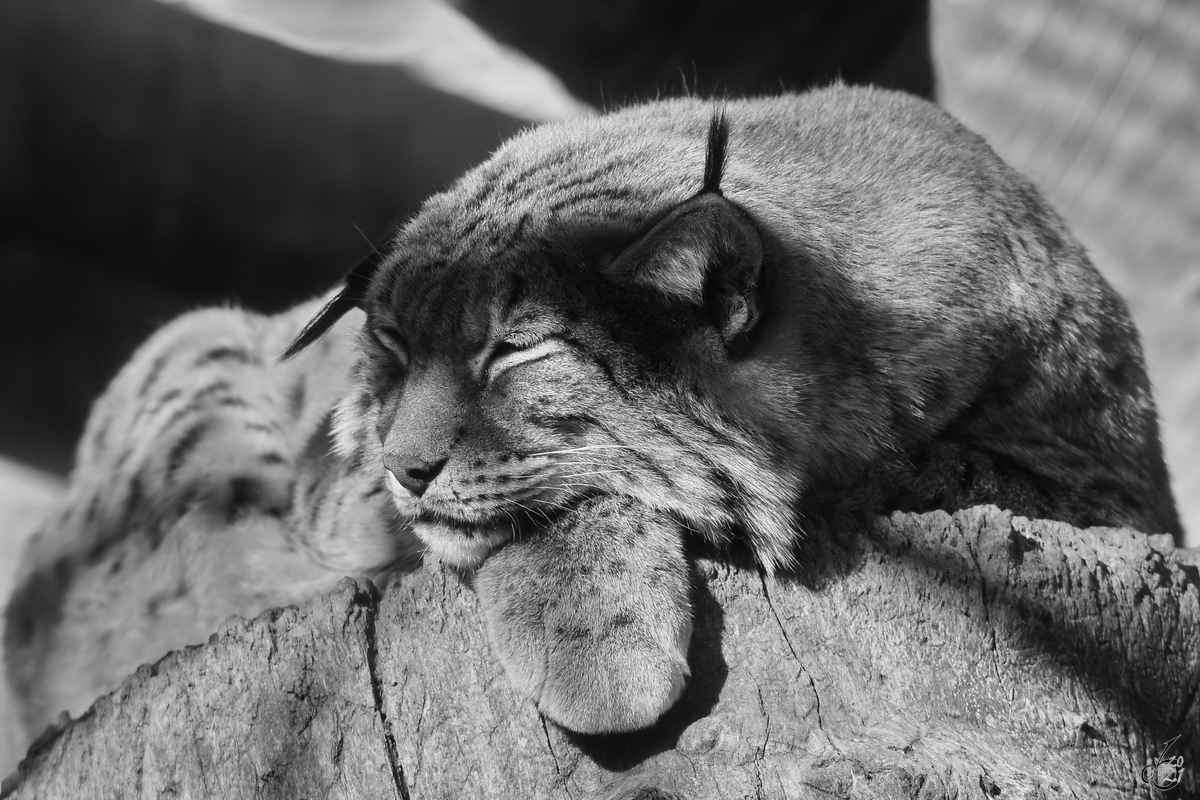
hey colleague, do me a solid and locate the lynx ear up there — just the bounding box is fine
[280,250,382,361]
[605,193,763,345]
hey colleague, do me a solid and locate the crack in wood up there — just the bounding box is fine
[360,581,412,800]
[539,715,575,799]
[759,573,827,737]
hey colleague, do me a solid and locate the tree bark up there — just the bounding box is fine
[4,505,1197,799]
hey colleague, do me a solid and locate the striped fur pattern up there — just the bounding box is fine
[5,295,418,736]
[7,85,1182,737]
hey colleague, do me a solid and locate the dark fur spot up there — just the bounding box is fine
[84,495,103,525]
[611,611,637,628]
[121,472,147,529]
[4,558,74,649]
[166,421,213,481]
[538,413,599,437]
[609,430,677,491]
[153,387,182,410]
[545,187,636,217]
[194,379,233,401]
[554,625,591,641]
[501,162,550,196]
[601,560,626,577]
[227,476,266,521]
[708,468,748,521]
[307,480,331,529]
[464,174,498,208]
[161,381,232,430]
[510,212,530,243]
[287,380,307,419]
[259,452,286,465]
[138,350,175,397]
[193,346,256,367]
[456,215,484,241]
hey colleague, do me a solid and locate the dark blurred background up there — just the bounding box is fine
[0,0,935,476]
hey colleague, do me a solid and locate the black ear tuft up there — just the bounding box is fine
[604,109,762,347]
[280,250,382,361]
[701,109,729,197]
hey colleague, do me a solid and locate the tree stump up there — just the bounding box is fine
[5,505,1197,798]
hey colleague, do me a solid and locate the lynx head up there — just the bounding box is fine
[286,110,801,570]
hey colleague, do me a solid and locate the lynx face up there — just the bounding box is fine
[352,199,793,570]
[365,260,645,567]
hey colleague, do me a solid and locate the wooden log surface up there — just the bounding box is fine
[6,506,1196,798]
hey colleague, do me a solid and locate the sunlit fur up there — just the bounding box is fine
[331,86,1180,575]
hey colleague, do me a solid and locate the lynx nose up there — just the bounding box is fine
[392,457,447,498]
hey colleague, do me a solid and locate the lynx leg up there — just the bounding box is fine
[475,496,693,734]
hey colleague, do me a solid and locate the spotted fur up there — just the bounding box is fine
[7,85,1182,739]
[4,294,417,736]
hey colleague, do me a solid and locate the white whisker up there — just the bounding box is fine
[529,444,638,457]
[557,470,629,479]
[530,445,691,460]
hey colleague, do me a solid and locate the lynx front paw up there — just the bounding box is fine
[475,497,693,734]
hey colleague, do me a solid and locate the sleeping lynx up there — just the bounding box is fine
[6,85,1182,739]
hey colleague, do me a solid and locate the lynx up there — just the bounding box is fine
[7,86,1181,740]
